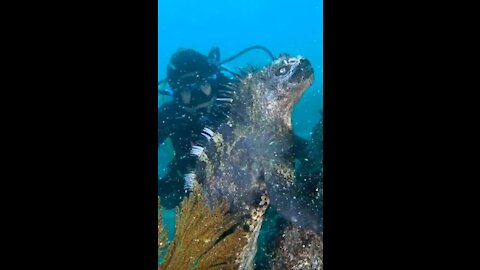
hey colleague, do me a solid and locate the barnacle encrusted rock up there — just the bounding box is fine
[272,226,323,270]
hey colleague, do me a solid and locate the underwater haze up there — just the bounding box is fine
[159,0,323,137]
[158,0,322,268]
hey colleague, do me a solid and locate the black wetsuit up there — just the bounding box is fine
[158,74,233,209]
[158,101,202,208]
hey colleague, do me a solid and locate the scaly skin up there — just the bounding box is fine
[194,55,318,269]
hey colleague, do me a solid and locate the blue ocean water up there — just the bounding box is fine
[158,0,323,255]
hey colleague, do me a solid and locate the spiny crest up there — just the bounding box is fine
[235,64,260,81]
[219,81,239,92]
[237,64,258,75]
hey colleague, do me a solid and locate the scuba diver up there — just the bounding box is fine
[158,47,235,209]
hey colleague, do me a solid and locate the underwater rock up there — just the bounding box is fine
[191,54,319,268]
[271,226,323,270]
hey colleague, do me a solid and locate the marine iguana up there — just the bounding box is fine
[187,54,320,268]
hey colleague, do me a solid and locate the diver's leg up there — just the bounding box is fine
[158,168,185,209]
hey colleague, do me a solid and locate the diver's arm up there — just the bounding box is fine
[180,78,236,191]
[179,106,230,191]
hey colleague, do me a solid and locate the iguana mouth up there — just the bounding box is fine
[289,58,313,84]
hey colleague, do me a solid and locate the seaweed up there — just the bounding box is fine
[158,186,248,270]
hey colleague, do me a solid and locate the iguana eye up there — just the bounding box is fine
[275,65,290,76]
[288,58,297,64]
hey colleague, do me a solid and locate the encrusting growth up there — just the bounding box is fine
[158,186,248,270]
